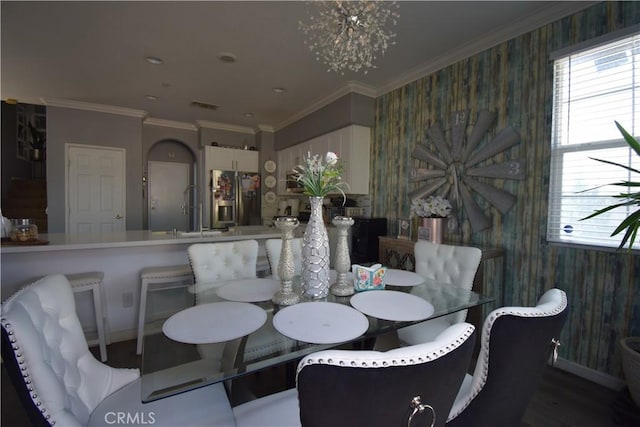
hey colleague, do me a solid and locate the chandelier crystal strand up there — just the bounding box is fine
[299,1,399,74]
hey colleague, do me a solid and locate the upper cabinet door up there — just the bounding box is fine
[205,146,258,172]
[235,149,259,172]
[206,146,235,171]
[274,125,372,196]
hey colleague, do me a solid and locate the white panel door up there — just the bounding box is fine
[148,161,189,231]
[67,145,126,233]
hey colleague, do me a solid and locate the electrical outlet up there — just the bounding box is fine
[122,292,133,308]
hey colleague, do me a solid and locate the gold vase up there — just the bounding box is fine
[418,217,445,243]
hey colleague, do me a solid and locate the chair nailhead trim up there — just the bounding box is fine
[448,290,568,421]
[1,315,56,426]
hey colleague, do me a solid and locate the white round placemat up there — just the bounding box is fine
[384,269,425,287]
[163,302,267,344]
[273,302,369,344]
[350,290,434,322]
[217,278,280,302]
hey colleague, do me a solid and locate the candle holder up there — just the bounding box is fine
[272,216,301,306]
[330,216,355,297]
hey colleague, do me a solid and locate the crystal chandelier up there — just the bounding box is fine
[299,1,400,74]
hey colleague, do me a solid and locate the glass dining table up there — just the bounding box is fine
[140,271,494,403]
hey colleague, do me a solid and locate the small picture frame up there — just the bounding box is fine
[397,219,411,240]
[417,226,431,241]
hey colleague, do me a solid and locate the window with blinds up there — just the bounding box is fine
[547,29,639,251]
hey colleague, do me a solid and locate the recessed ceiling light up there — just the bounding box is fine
[244,113,254,118]
[272,87,286,94]
[145,95,158,101]
[217,52,238,64]
[145,56,164,65]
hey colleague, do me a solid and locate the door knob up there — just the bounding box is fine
[115,214,123,219]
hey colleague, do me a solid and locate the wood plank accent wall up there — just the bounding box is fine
[371,1,640,378]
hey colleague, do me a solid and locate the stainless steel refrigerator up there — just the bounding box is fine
[210,169,261,229]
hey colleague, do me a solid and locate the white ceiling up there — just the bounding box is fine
[1,1,594,131]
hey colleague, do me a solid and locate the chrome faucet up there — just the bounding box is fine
[182,184,208,233]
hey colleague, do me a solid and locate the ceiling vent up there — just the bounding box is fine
[190,100,219,110]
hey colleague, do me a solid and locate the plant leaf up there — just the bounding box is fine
[616,121,640,157]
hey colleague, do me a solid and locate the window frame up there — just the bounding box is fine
[547,27,640,252]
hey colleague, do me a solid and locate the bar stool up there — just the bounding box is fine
[65,271,109,362]
[137,264,194,355]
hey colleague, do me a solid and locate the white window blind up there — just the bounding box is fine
[548,30,640,250]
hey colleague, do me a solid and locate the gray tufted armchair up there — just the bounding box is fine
[446,288,568,427]
[233,322,477,427]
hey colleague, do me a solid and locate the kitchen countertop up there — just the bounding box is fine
[0,226,281,253]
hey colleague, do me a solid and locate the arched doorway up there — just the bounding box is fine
[146,139,195,231]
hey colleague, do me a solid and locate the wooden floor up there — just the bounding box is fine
[2,339,639,426]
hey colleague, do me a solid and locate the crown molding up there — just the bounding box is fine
[144,117,198,131]
[41,98,147,118]
[2,96,45,106]
[196,120,256,134]
[257,124,275,133]
[375,1,598,96]
[275,80,376,131]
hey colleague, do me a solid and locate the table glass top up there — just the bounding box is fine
[141,275,494,402]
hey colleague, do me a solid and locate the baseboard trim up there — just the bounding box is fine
[554,357,625,391]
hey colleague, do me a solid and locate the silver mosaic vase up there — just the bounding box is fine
[302,196,331,298]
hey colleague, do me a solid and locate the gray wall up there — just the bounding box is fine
[274,93,375,150]
[46,107,143,232]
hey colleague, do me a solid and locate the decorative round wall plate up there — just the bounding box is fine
[265,191,276,203]
[264,160,277,173]
[264,175,276,188]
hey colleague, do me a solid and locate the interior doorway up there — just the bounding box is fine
[148,161,189,231]
[66,144,126,233]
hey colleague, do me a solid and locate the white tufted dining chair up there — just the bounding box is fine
[233,322,477,427]
[188,240,259,295]
[398,241,482,346]
[188,239,292,368]
[265,238,303,280]
[0,274,235,427]
[447,288,568,427]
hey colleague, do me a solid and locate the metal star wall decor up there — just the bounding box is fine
[410,110,526,232]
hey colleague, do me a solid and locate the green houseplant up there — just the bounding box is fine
[581,121,640,407]
[581,121,640,251]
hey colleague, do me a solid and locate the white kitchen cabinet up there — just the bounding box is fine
[234,149,260,172]
[333,125,371,195]
[275,125,371,195]
[276,144,304,195]
[205,146,259,172]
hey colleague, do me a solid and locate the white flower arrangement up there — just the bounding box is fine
[291,151,349,198]
[410,195,452,218]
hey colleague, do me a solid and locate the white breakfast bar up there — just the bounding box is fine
[0,226,281,342]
